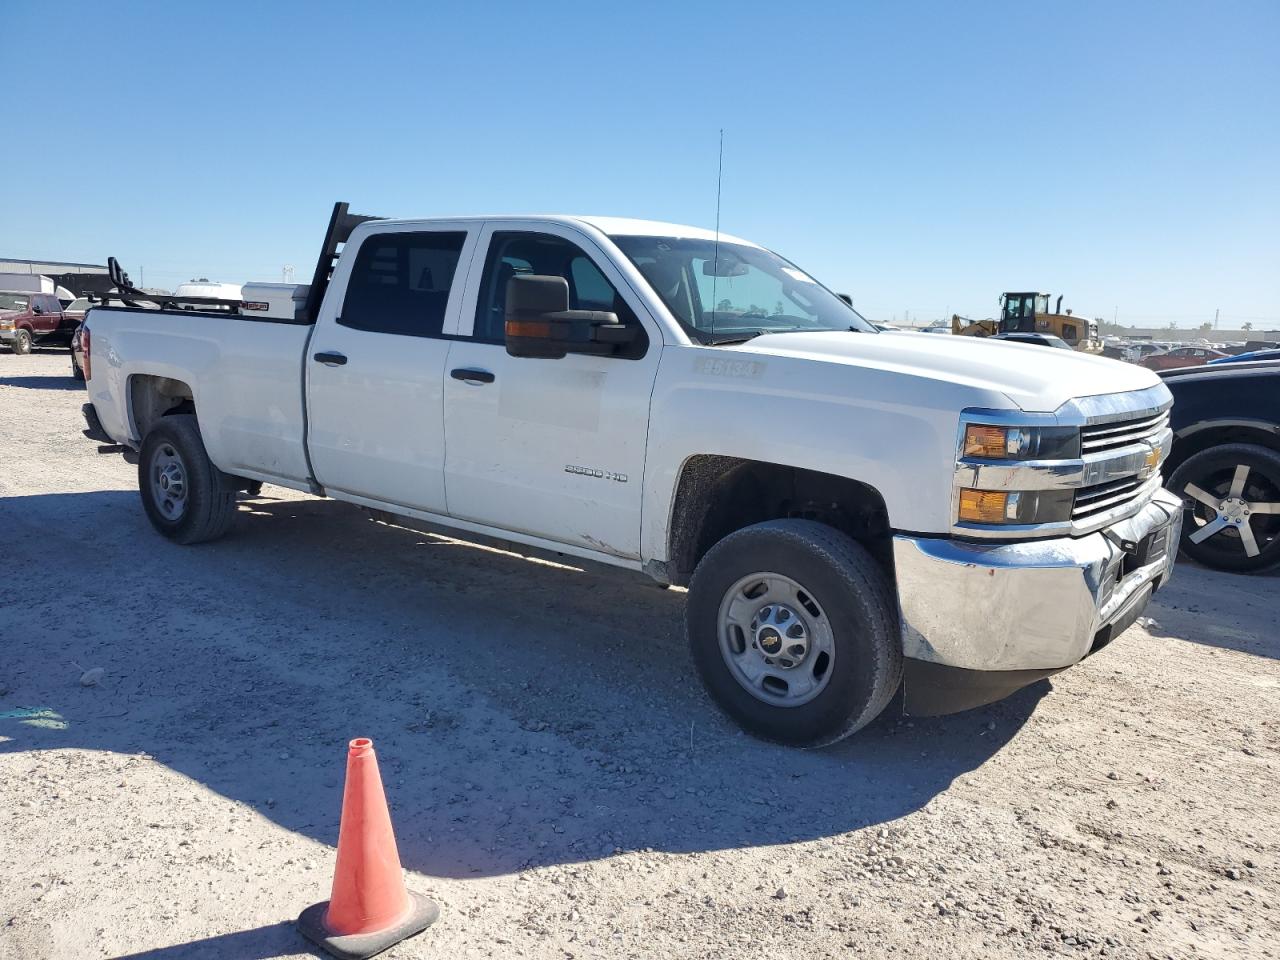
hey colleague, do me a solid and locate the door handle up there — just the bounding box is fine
[450,367,495,384]
[313,351,348,366]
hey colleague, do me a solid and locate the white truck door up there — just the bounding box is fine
[306,225,478,512]
[442,223,661,559]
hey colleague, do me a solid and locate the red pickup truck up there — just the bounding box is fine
[0,291,83,354]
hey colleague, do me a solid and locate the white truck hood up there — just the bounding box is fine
[732,330,1162,413]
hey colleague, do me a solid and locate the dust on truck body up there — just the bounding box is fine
[79,203,1181,746]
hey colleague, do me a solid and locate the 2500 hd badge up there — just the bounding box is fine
[565,464,629,482]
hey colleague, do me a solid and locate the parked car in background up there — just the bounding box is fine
[64,298,96,379]
[1125,342,1167,363]
[1208,348,1280,365]
[1140,346,1228,371]
[1161,361,1280,572]
[70,321,88,380]
[63,297,92,323]
[991,332,1073,349]
[1223,339,1280,356]
[0,291,79,354]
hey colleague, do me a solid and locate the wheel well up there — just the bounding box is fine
[1166,423,1280,477]
[129,374,196,440]
[665,455,892,586]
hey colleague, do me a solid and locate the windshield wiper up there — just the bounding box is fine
[704,330,766,346]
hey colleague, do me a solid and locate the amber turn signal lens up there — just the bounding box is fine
[958,489,1010,523]
[506,320,553,338]
[963,425,1009,459]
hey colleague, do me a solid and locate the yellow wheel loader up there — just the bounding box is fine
[994,292,1102,353]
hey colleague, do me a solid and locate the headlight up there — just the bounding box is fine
[957,488,1074,525]
[962,424,1080,460]
[0,318,13,330]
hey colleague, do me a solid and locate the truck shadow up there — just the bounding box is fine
[1147,558,1280,659]
[1,490,1046,882]
[0,374,85,391]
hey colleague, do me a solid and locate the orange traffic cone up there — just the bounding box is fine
[298,738,439,959]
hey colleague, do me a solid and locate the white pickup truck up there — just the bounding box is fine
[81,203,1182,746]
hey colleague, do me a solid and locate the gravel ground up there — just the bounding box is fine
[1,350,1277,960]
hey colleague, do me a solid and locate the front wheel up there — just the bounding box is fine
[1167,443,1280,572]
[687,519,902,747]
[139,415,237,544]
[11,329,32,355]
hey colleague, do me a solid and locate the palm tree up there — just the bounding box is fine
[1243,321,1253,333]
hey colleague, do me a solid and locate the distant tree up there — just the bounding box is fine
[1243,321,1254,333]
[1199,322,1213,333]
[1167,321,1178,331]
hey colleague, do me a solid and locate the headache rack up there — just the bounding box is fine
[90,202,384,323]
[90,257,248,313]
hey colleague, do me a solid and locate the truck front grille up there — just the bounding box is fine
[1073,475,1146,520]
[1080,411,1170,454]
[1073,410,1170,524]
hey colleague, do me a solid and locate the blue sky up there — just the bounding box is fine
[4,0,1277,328]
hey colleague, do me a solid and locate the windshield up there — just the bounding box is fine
[610,235,876,343]
[0,293,31,312]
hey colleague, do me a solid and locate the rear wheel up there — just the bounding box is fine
[70,348,85,381]
[687,519,902,747]
[1168,443,1280,572]
[139,415,237,544]
[11,329,32,355]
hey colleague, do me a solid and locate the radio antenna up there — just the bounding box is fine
[710,129,724,338]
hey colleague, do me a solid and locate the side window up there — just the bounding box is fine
[569,256,615,311]
[472,232,647,357]
[339,231,466,337]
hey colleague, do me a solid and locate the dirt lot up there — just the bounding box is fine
[1,350,1277,960]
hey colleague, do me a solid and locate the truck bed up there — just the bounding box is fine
[86,305,315,488]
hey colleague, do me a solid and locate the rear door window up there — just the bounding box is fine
[340,231,467,337]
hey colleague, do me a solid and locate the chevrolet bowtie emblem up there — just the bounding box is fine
[1140,442,1161,478]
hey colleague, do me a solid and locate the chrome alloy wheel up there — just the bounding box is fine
[151,443,190,521]
[1183,463,1280,559]
[716,572,836,706]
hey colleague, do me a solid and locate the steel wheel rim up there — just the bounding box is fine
[151,443,189,522]
[1182,461,1280,561]
[716,572,836,707]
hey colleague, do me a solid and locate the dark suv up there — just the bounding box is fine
[0,291,79,354]
[1161,361,1280,572]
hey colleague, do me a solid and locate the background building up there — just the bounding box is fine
[0,257,111,300]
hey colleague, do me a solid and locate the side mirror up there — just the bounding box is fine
[32,305,44,315]
[505,275,636,359]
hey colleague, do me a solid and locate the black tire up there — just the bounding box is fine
[70,351,85,381]
[138,415,237,544]
[1167,442,1280,573]
[11,329,32,355]
[686,519,902,747]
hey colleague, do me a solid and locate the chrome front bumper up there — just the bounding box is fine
[893,487,1183,674]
